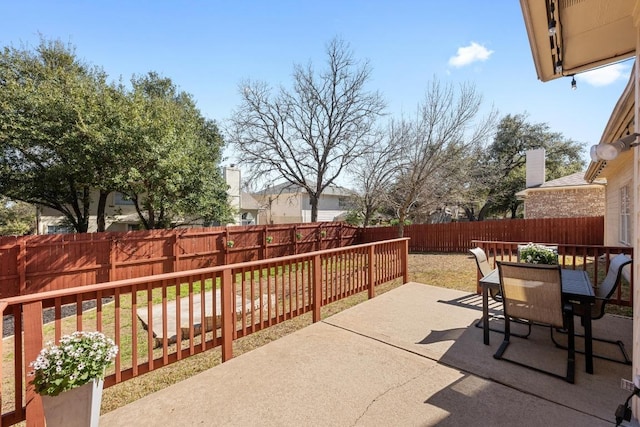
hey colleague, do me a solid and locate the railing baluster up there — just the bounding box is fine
[23,301,44,426]
[114,287,121,383]
[146,282,154,371]
[131,286,138,376]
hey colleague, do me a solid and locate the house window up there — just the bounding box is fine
[47,225,73,234]
[115,192,135,206]
[620,185,631,245]
[241,212,255,226]
[338,197,350,208]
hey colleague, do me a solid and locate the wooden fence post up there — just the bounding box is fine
[402,239,409,284]
[109,237,117,282]
[24,301,45,426]
[224,228,230,265]
[262,225,267,260]
[172,232,179,273]
[368,245,375,299]
[312,254,322,323]
[221,269,234,362]
[18,238,27,295]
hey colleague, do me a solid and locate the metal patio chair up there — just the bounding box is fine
[470,247,531,338]
[553,253,633,365]
[493,261,576,383]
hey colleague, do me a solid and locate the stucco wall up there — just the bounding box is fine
[523,187,605,219]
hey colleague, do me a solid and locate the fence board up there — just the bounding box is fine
[360,217,604,253]
[0,224,359,298]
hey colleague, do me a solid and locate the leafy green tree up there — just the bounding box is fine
[0,39,110,232]
[0,197,35,235]
[0,39,231,232]
[118,72,231,229]
[461,113,585,220]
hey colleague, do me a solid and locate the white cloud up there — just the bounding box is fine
[578,63,630,86]
[448,42,494,68]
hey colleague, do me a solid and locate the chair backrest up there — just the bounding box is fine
[592,253,632,319]
[497,261,564,328]
[470,247,492,277]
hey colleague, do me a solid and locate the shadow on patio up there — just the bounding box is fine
[100,282,631,426]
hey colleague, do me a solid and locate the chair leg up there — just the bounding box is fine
[493,316,511,360]
[494,316,574,384]
[476,316,532,338]
[551,329,632,365]
[565,309,575,384]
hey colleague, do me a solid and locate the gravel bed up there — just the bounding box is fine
[3,297,115,338]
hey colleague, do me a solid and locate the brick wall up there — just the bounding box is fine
[523,187,605,219]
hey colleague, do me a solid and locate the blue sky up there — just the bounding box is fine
[2,0,634,168]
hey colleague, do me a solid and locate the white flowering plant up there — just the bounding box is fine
[29,331,118,396]
[519,243,558,265]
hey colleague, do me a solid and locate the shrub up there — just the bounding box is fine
[519,243,558,265]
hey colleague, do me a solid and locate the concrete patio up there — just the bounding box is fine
[100,282,632,426]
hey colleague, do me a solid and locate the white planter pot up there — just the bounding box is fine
[41,378,103,427]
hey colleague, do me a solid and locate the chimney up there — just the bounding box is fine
[525,148,545,188]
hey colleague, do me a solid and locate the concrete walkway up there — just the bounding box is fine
[100,283,630,426]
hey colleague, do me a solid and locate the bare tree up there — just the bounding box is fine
[347,130,401,226]
[228,38,386,222]
[385,79,497,236]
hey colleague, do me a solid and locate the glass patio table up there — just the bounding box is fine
[480,267,596,374]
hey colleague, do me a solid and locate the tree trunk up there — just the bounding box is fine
[477,203,491,221]
[309,194,319,223]
[396,211,406,237]
[77,187,90,233]
[464,207,477,221]
[96,191,109,232]
[362,206,373,227]
[509,205,518,219]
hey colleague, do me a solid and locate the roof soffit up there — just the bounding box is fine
[520,0,636,82]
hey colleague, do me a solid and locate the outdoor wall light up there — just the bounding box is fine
[590,133,640,162]
[571,76,576,90]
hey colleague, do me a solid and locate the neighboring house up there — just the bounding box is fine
[239,192,261,226]
[223,165,262,226]
[253,182,354,224]
[520,0,639,419]
[37,166,259,234]
[37,191,145,234]
[516,149,606,220]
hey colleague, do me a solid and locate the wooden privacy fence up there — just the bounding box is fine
[0,238,409,426]
[0,223,359,298]
[472,240,634,307]
[359,217,604,253]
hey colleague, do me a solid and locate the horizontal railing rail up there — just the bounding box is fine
[0,238,409,426]
[472,240,633,307]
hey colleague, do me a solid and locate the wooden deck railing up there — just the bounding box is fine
[0,238,409,426]
[472,240,634,307]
